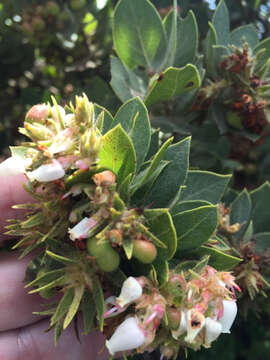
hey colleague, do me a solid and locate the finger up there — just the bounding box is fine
[0,251,48,331]
[0,174,32,241]
[0,317,109,360]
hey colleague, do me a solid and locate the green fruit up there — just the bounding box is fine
[70,0,86,11]
[133,240,157,264]
[87,237,120,272]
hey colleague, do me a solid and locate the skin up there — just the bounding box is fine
[0,175,109,360]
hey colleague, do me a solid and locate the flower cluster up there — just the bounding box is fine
[104,266,240,358]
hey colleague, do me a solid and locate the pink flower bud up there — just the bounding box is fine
[105,317,146,355]
[26,104,49,123]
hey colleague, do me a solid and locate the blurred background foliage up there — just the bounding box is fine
[1,0,270,359]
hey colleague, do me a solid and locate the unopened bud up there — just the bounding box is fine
[106,229,122,244]
[92,171,116,187]
[116,277,143,307]
[26,104,49,123]
[75,94,93,126]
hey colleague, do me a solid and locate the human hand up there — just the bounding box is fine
[0,175,109,360]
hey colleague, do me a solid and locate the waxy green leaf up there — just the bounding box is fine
[144,137,191,208]
[230,24,259,49]
[250,182,270,233]
[230,189,252,239]
[81,290,96,334]
[144,208,177,260]
[145,65,200,107]
[113,97,151,170]
[180,170,231,204]
[99,124,136,184]
[63,284,84,329]
[110,57,147,103]
[212,0,230,46]
[51,288,74,326]
[194,246,242,271]
[113,0,165,70]
[174,11,198,67]
[173,205,218,252]
[93,279,105,331]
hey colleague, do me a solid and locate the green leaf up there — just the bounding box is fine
[161,1,177,69]
[230,189,252,238]
[212,0,230,46]
[180,170,231,204]
[254,38,270,71]
[145,65,200,107]
[131,137,173,195]
[21,213,44,229]
[173,205,218,252]
[145,129,159,161]
[205,22,218,77]
[250,182,270,233]
[50,288,74,326]
[174,11,198,67]
[54,318,64,345]
[63,285,84,329]
[131,161,169,204]
[208,103,228,135]
[230,24,259,49]
[28,276,66,294]
[191,255,210,274]
[110,57,147,103]
[99,124,136,184]
[144,208,177,260]
[254,233,270,253]
[153,260,169,287]
[26,269,65,288]
[144,137,191,208]
[194,245,242,271]
[119,173,133,202]
[81,289,96,334]
[170,200,211,215]
[113,97,151,170]
[113,0,165,70]
[93,279,105,331]
[123,238,134,259]
[46,250,77,264]
[93,104,114,135]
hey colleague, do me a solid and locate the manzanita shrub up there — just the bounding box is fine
[1,0,270,360]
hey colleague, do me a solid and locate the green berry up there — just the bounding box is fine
[87,237,120,272]
[133,239,157,264]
